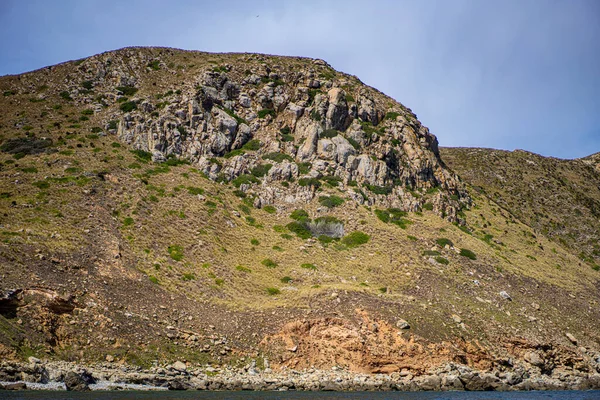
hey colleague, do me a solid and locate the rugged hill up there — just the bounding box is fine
[0,47,599,379]
[441,147,600,269]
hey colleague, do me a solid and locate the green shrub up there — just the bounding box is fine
[116,86,138,96]
[182,273,196,281]
[423,250,441,256]
[366,184,392,195]
[407,235,418,241]
[322,175,342,187]
[147,60,160,70]
[374,209,390,223]
[251,163,272,177]
[187,186,204,195]
[280,127,291,135]
[318,235,335,244]
[131,149,152,162]
[81,81,94,90]
[168,245,184,261]
[263,152,293,163]
[258,108,275,119]
[266,287,280,295]
[81,109,94,116]
[310,109,321,121]
[321,129,338,138]
[33,181,50,189]
[459,248,477,260]
[250,238,260,246]
[232,174,259,188]
[298,177,321,188]
[422,203,434,211]
[301,263,317,270]
[261,258,278,268]
[108,120,119,130]
[435,256,449,265]
[263,205,276,214]
[342,231,370,248]
[290,209,309,221]
[297,162,312,174]
[223,107,247,125]
[59,91,72,100]
[346,136,360,150]
[318,195,345,208]
[286,221,312,239]
[149,276,159,284]
[123,217,134,226]
[236,265,252,273]
[436,238,453,247]
[120,101,137,112]
[385,111,401,120]
[242,139,261,151]
[280,276,292,283]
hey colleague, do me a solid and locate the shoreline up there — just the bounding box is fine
[2,360,600,392]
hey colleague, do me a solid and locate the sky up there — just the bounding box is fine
[0,0,598,159]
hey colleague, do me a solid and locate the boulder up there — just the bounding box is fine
[64,371,90,391]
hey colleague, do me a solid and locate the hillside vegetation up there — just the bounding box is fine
[0,48,598,375]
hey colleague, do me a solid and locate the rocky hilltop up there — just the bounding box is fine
[0,47,599,391]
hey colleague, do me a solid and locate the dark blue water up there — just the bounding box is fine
[2,391,600,400]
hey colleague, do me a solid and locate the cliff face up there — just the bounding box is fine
[0,48,599,379]
[58,47,467,219]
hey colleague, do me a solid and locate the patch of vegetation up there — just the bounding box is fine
[297,162,312,175]
[117,86,138,96]
[263,152,293,163]
[263,205,276,214]
[223,107,247,125]
[236,265,252,273]
[385,111,401,120]
[321,129,339,139]
[261,258,278,268]
[435,256,449,265]
[374,208,411,228]
[251,163,272,177]
[0,137,53,156]
[298,177,321,188]
[301,263,317,270]
[257,108,275,119]
[459,248,477,260]
[436,238,453,247]
[187,186,204,195]
[290,209,309,221]
[366,184,393,195]
[250,238,260,246]
[286,221,312,239]
[59,91,72,101]
[182,273,196,281]
[168,245,184,261]
[232,174,259,188]
[342,231,370,248]
[422,202,434,211]
[266,287,280,295]
[131,149,153,162]
[322,175,342,187]
[120,101,137,113]
[147,60,160,70]
[318,195,345,208]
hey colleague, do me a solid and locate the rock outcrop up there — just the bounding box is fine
[62,47,468,220]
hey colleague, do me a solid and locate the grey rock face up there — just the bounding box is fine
[73,50,467,220]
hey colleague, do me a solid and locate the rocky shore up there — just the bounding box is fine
[2,358,600,392]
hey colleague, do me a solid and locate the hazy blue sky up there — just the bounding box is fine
[1,0,598,158]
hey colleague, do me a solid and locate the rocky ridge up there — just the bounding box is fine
[49,47,467,219]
